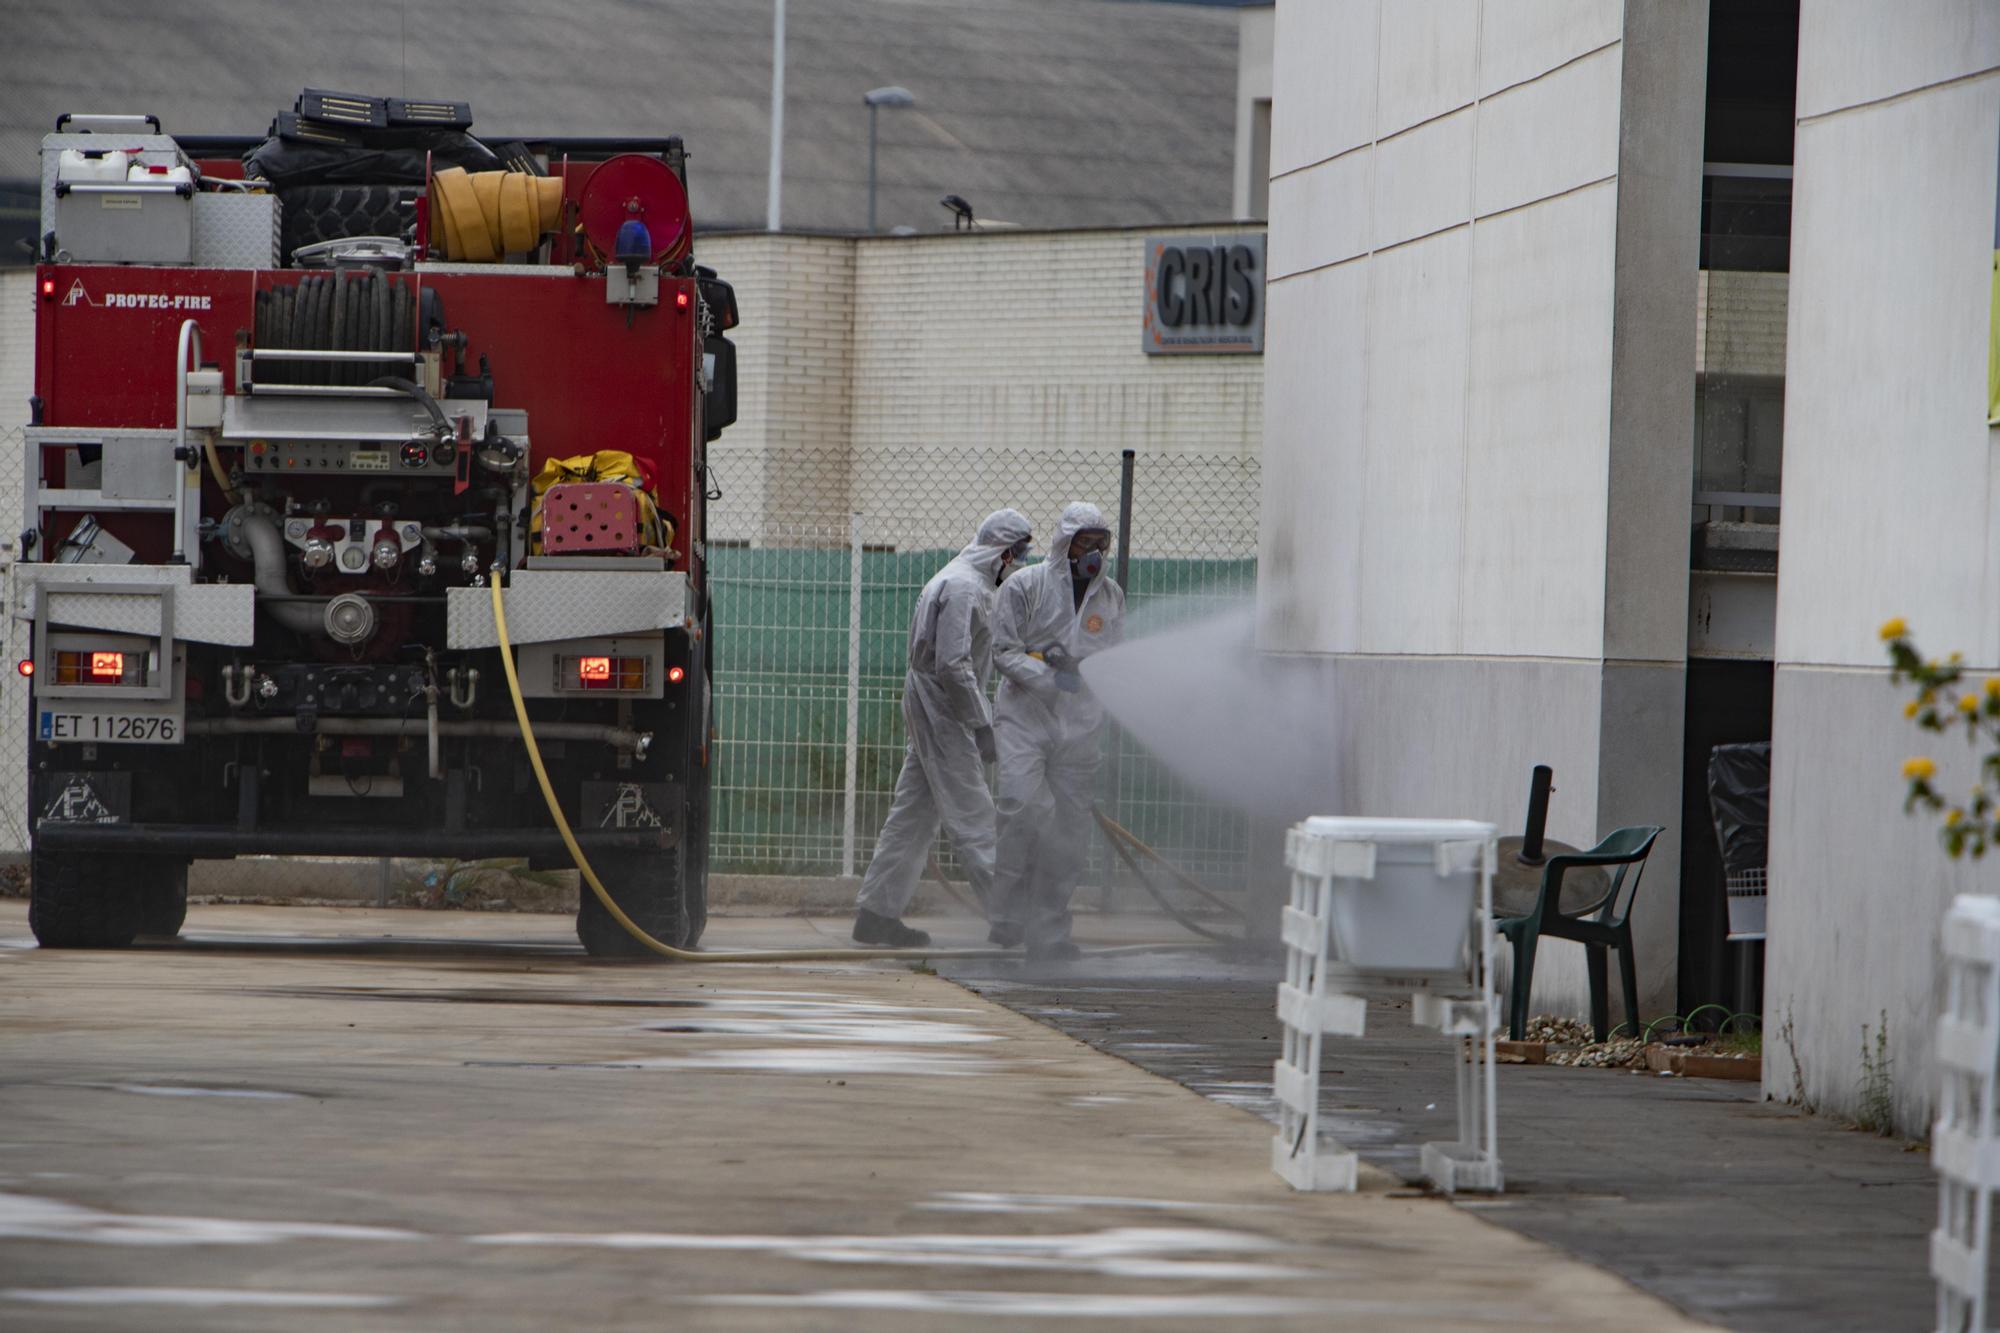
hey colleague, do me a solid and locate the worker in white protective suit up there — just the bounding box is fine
[988,501,1124,960]
[853,508,1035,948]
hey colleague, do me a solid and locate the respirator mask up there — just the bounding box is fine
[1070,530,1111,582]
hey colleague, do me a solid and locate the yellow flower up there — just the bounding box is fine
[1962,694,1981,715]
[1905,700,1922,718]
[1951,652,1966,664]
[1880,617,1909,640]
[1949,809,1965,826]
[1905,757,1938,780]
[1985,677,2000,698]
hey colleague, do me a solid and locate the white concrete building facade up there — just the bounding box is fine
[1257,0,2000,1133]
[1258,0,1708,1017]
[1766,1,2000,1131]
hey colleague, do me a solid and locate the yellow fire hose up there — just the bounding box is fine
[490,575,1204,963]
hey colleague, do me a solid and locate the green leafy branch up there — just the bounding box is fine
[1883,617,2000,857]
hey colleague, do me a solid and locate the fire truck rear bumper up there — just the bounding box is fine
[31,823,674,858]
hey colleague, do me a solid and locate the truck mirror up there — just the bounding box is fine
[703,335,737,442]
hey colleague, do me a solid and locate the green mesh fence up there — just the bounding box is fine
[706,446,1260,890]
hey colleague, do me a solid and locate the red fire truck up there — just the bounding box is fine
[17,98,736,955]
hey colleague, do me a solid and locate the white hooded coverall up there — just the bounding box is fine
[989,501,1125,949]
[854,508,1033,921]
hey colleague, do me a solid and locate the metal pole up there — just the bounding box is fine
[766,0,786,232]
[1102,448,1137,911]
[1114,448,1135,588]
[867,103,879,234]
[841,510,864,878]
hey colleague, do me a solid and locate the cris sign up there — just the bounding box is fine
[1142,233,1265,356]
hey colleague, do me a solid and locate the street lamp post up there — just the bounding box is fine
[863,86,914,233]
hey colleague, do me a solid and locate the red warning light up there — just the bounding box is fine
[89,651,124,682]
[675,290,690,310]
[578,656,613,683]
[15,659,32,677]
[667,665,686,684]
[41,278,56,299]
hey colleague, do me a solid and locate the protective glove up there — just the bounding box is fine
[1043,645,1083,693]
[975,725,998,766]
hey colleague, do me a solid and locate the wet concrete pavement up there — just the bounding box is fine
[0,902,1712,1330]
[936,945,1942,1333]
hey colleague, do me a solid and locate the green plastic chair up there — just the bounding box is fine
[1496,825,1663,1043]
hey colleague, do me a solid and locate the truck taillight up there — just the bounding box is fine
[667,665,686,684]
[53,649,137,686]
[571,655,647,691]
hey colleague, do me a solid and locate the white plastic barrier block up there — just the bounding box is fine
[1933,893,2000,1332]
[1413,992,1497,1038]
[1273,1136,1357,1193]
[1277,983,1366,1037]
[1274,816,1501,1195]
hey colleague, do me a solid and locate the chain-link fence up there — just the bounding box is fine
[0,425,28,857]
[0,436,1262,906]
[707,444,1261,894]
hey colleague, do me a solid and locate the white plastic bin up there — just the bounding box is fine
[126,161,193,187]
[57,148,131,184]
[1291,816,1495,974]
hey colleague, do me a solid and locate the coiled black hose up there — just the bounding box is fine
[252,271,415,386]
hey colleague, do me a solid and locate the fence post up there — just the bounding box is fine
[841,510,864,879]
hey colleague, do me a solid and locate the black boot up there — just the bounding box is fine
[987,922,1024,948]
[853,909,932,948]
[1027,938,1082,963]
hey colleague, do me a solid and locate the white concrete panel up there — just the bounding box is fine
[1376,0,1478,136]
[1473,43,1622,219]
[1458,183,1617,659]
[1775,77,2000,669]
[1258,264,1370,655]
[1476,0,1622,97]
[1797,0,2000,120]
[1356,227,1471,653]
[1765,664,1997,1134]
[1271,0,1379,175]
[1325,652,1608,1016]
[1268,148,1374,279]
[1372,107,1474,249]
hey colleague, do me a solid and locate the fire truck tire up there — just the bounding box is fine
[279,185,420,263]
[683,769,711,947]
[574,848,701,958]
[27,849,140,949]
[135,859,190,939]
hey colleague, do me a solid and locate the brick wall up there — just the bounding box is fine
[699,225,1267,548]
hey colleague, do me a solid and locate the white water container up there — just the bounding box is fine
[1292,816,1495,974]
[57,148,131,183]
[126,161,193,187]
